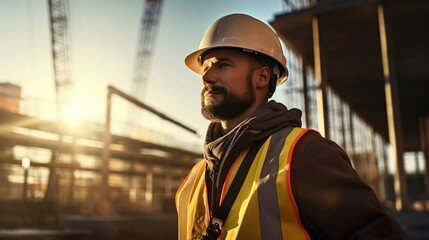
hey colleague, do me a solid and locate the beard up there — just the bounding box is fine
[201,73,255,121]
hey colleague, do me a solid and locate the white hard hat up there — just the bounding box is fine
[185,13,288,86]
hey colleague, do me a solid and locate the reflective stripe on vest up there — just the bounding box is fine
[176,127,312,240]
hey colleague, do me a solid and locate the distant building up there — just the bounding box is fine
[0,82,21,113]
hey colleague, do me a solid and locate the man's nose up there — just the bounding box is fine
[201,67,217,85]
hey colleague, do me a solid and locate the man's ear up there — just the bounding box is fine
[255,66,271,88]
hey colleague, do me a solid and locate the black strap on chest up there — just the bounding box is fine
[202,140,265,240]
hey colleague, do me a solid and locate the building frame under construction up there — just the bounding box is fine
[0,83,200,231]
[272,0,429,212]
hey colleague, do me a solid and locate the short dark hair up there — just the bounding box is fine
[249,53,278,98]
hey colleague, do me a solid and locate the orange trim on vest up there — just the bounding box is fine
[286,129,316,240]
[176,161,202,200]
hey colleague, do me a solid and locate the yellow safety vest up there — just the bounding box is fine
[176,127,312,240]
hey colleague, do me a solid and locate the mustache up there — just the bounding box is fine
[202,85,227,95]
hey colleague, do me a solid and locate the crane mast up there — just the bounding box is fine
[132,0,163,100]
[48,0,72,121]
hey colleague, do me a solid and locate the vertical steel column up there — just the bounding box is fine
[421,116,429,207]
[312,16,330,138]
[102,90,113,202]
[382,138,391,205]
[145,165,153,204]
[301,58,311,128]
[377,3,408,210]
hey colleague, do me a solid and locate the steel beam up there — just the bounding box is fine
[312,16,330,138]
[109,85,197,134]
[377,3,408,211]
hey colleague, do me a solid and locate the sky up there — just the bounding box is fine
[0,0,289,149]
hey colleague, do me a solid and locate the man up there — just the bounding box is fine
[176,13,407,240]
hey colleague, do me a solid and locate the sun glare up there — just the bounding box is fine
[61,96,92,126]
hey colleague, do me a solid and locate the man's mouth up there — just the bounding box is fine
[205,90,222,96]
[202,86,226,106]
[203,86,225,96]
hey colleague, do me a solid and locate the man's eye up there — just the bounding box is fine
[218,63,229,68]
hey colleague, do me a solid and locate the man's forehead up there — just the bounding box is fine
[201,48,247,64]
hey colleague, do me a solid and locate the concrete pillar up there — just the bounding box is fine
[312,16,330,139]
[377,3,408,210]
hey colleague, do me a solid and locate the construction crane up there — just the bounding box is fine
[46,0,72,213]
[131,0,164,100]
[48,0,72,122]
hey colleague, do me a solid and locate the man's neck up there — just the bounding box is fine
[220,102,266,133]
[221,118,244,133]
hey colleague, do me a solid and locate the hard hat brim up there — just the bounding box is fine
[185,46,288,86]
[184,47,213,76]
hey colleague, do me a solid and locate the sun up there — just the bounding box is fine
[60,95,92,126]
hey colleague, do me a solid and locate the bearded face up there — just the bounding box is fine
[201,71,255,121]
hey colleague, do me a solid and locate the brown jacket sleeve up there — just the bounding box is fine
[291,131,408,240]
